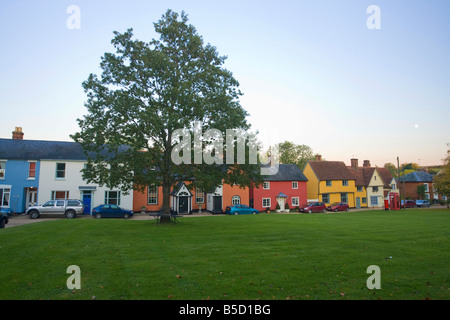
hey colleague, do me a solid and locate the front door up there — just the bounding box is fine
[179,196,189,214]
[27,190,37,209]
[356,197,361,209]
[82,191,92,214]
[213,196,222,212]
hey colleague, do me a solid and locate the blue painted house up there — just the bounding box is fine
[0,127,134,214]
[0,128,40,213]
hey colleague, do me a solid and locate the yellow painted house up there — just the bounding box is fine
[302,158,358,207]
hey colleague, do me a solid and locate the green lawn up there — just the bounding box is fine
[0,209,449,300]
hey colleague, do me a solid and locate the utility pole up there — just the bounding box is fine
[397,156,403,209]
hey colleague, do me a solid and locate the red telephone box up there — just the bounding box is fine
[389,193,400,210]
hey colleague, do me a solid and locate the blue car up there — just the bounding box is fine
[92,204,133,219]
[225,204,259,215]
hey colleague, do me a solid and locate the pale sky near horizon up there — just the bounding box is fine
[0,0,449,167]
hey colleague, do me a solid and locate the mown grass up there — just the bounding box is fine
[0,209,449,300]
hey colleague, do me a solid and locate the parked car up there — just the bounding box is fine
[299,202,327,213]
[401,200,416,208]
[225,204,259,215]
[415,200,431,207]
[26,199,84,219]
[92,204,133,219]
[0,211,9,228]
[327,202,349,212]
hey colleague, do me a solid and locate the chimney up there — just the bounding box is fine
[12,127,24,140]
[363,160,371,167]
[351,158,358,169]
[315,154,322,161]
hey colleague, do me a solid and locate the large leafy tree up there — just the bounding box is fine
[72,10,262,221]
[276,141,315,170]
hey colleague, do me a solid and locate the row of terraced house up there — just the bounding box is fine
[1,127,438,215]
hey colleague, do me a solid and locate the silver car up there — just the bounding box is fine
[27,199,84,219]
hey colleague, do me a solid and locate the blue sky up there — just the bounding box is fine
[0,0,449,167]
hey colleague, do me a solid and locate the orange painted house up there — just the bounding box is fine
[133,181,250,214]
[206,182,250,213]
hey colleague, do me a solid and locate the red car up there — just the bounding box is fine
[299,202,327,213]
[401,200,416,208]
[327,202,349,212]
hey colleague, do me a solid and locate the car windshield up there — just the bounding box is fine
[330,202,339,206]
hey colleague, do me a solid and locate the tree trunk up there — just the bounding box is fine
[160,164,172,223]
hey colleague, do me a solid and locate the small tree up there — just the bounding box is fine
[433,151,450,206]
[417,185,426,200]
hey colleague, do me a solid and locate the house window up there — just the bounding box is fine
[423,183,429,192]
[56,163,66,179]
[0,161,6,179]
[326,180,332,187]
[357,186,363,192]
[262,198,271,208]
[195,188,204,204]
[263,182,270,190]
[342,180,348,186]
[105,191,120,205]
[322,193,330,204]
[362,197,367,204]
[391,184,396,190]
[372,186,378,192]
[28,162,36,179]
[341,193,348,203]
[0,187,11,207]
[292,197,299,207]
[370,196,378,206]
[51,191,69,200]
[232,195,241,205]
[292,181,298,189]
[148,185,158,205]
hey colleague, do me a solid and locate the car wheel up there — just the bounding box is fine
[334,208,338,212]
[123,213,129,219]
[234,212,239,215]
[65,210,76,219]
[95,213,102,219]
[346,208,349,212]
[308,209,312,213]
[29,210,40,219]
[0,219,5,229]
[322,209,326,213]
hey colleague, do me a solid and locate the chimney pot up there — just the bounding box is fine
[315,154,322,161]
[363,160,371,167]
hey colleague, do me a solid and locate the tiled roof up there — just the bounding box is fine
[0,138,87,161]
[398,171,434,182]
[376,167,394,187]
[0,139,130,161]
[308,161,355,180]
[348,166,393,188]
[264,164,308,181]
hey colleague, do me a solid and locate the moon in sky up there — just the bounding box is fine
[414,124,419,129]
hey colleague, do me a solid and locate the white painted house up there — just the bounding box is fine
[38,159,133,213]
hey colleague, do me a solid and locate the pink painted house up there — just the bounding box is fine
[251,164,308,212]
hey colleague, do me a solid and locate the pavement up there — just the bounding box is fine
[2,211,217,228]
[2,206,446,229]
